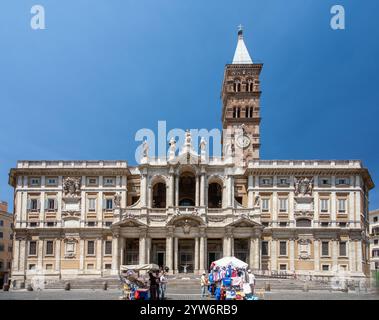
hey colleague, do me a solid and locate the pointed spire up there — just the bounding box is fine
[232,25,253,64]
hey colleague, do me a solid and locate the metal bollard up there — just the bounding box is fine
[103,281,108,291]
[64,282,71,291]
[27,284,33,291]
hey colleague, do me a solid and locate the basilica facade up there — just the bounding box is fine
[9,29,374,287]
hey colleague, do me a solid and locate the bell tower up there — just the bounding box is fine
[221,27,263,162]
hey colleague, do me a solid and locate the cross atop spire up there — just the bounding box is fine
[232,26,253,64]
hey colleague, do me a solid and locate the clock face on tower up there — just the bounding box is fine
[236,134,251,149]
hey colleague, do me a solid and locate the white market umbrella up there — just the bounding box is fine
[211,256,248,269]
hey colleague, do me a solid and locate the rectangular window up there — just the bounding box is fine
[47,198,56,211]
[320,178,330,186]
[105,221,112,227]
[87,221,96,227]
[0,220,3,226]
[29,222,38,227]
[262,199,270,212]
[87,177,98,186]
[29,178,41,186]
[105,241,112,255]
[88,198,97,211]
[336,178,349,185]
[87,241,95,255]
[279,198,288,212]
[28,264,36,270]
[45,241,54,255]
[320,199,329,212]
[0,232,3,239]
[87,263,94,270]
[321,241,329,256]
[322,265,329,271]
[374,239,378,245]
[261,241,268,256]
[30,199,39,211]
[29,241,37,256]
[279,241,287,256]
[338,199,346,213]
[104,177,115,186]
[105,264,112,270]
[0,244,4,252]
[46,177,58,186]
[46,222,55,227]
[279,264,287,271]
[279,222,287,227]
[45,264,53,270]
[105,199,113,210]
[339,242,347,257]
[278,178,289,186]
[321,222,329,227]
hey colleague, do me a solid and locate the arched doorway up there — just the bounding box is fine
[208,182,222,208]
[179,172,195,206]
[152,182,166,208]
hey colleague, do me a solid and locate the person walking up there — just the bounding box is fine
[159,271,168,300]
[247,269,256,295]
[200,272,209,299]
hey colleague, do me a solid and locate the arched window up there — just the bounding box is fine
[179,172,196,207]
[208,183,222,208]
[248,81,254,92]
[233,107,241,118]
[152,183,166,208]
[233,80,241,92]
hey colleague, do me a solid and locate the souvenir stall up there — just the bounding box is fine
[209,257,258,300]
[120,264,159,300]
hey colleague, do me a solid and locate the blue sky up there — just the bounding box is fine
[0,0,378,211]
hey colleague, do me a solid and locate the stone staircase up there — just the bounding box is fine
[44,276,121,290]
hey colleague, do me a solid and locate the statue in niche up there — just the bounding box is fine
[114,193,122,208]
[200,137,207,152]
[254,195,261,207]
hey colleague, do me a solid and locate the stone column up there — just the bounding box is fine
[223,237,229,257]
[80,176,86,228]
[166,235,173,273]
[19,239,26,273]
[140,174,147,207]
[40,191,45,226]
[97,238,103,273]
[348,193,355,227]
[37,239,43,271]
[12,239,20,272]
[79,239,85,272]
[331,191,337,227]
[289,239,295,272]
[272,192,278,227]
[314,239,320,272]
[313,191,319,227]
[98,190,103,225]
[227,176,233,207]
[230,237,234,256]
[348,240,355,272]
[288,191,295,227]
[199,235,207,273]
[55,239,61,273]
[249,238,255,269]
[195,176,200,207]
[174,237,179,273]
[119,238,125,266]
[254,238,260,270]
[175,175,179,207]
[146,237,151,264]
[356,240,363,272]
[271,240,277,271]
[147,185,152,208]
[332,239,338,271]
[139,236,146,265]
[200,174,205,206]
[194,237,199,273]
[112,236,119,273]
[247,174,254,208]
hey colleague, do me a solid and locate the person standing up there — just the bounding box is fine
[159,271,168,300]
[247,269,256,295]
[200,272,209,299]
[155,271,161,300]
[149,272,157,300]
